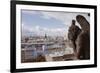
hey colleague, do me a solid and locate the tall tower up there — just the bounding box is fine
[45,34,47,39]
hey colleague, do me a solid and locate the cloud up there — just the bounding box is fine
[22,10,90,27]
[22,11,90,37]
[22,10,39,15]
[40,11,90,28]
[34,26,67,36]
[41,12,73,26]
[22,23,67,36]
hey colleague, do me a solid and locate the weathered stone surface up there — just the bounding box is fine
[68,20,81,41]
[76,15,90,32]
[68,20,81,54]
[68,15,90,60]
[76,31,90,59]
[76,15,90,59]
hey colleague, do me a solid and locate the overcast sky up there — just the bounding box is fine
[21,10,90,37]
